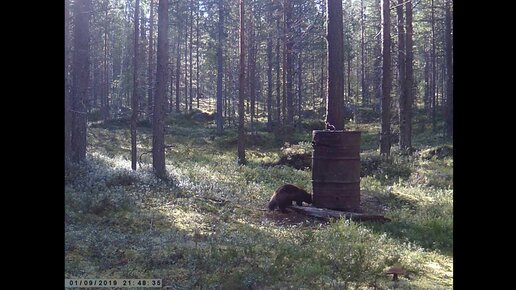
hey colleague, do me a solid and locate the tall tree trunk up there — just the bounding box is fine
[147,0,155,121]
[356,49,360,104]
[360,0,367,106]
[131,0,140,171]
[196,6,200,109]
[311,54,317,108]
[153,0,169,179]
[404,0,414,149]
[249,18,256,130]
[347,49,351,104]
[101,5,110,121]
[170,63,174,112]
[139,14,147,116]
[373,0,382,113]
[320,0,326,112]
[92,60,98,110]
[175,31,181,113]
[184,16,189,112]
[397,0,408,151]
[319,48,328,111]
[224,58,228,121]
[216,0,225,133]
[380,0,392,156]
[266,22,273,130]
[424,45,430,112]
[276,17,282,124]
[284,0,294,126]
[431,0,437,132]
[445,0,453,140]
[297,51,303,121]
[440,54,445,114]
[281,22,287,124]
[326,0,345,130]
[71,0,91,162]
[65,0,71,164]
[228,56,234,126]
[189,3,194,111]
[237,0,246,165]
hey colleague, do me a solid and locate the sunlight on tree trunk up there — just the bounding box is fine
[152,0,169,179]
[325,0,345,130]
[71,0,91,162]
[380,0,392,157]
[237,0,247,165]
[131,0,140,171]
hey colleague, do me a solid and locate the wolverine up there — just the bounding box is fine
[268,184,312,212]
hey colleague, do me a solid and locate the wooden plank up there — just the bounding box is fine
[290,205,391,222]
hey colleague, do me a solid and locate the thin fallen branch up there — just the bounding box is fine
[289,205,391,222]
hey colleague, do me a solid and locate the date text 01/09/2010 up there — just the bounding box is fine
[65,279,162,288]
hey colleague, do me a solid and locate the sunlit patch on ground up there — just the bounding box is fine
[66,116,453,289]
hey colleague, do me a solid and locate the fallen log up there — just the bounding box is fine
[289,205,391,222]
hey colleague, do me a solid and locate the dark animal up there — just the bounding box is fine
[268,184,312,212]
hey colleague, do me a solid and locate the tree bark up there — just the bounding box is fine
[65,0,71,164]
[147,0,155,121]
[152,0,169,179]
[373,0,382,113]
[397,0,408,151]
[101,2,110,121]
[196,6,200,109]
[320,0,326,112]
[71,0,91,162]
[189,2,194,112]
[237,0,246,165]
[216,0,225,134]
[380,0,392,156]
[404,0,414,149]
[297,51,303,121]
[321,49,326,111]
[284,0,294,126]
[224,58,229,121]
[281,19,287,125]
[175,29,181,113]
[228,56,234,126]
[444,0,453,140]
[276,17,282,125]
[326,0,345,130]
[360,0,367,106]
[184,13,189,112]
[266,21,273,131]
[424,45,430,112]
[131,0,140,170]
[249,17,256,130]
[139,13,147,116]
[431,0,437,132]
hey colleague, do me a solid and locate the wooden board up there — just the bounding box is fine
[290,205,391,222]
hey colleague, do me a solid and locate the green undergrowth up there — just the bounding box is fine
[66,114,452,289]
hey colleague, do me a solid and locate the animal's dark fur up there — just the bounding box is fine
[268,184,312,212]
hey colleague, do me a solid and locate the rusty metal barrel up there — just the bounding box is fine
[312,130,361,211]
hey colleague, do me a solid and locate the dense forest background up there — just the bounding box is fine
[65,0,452,166]
[65,0,453,288]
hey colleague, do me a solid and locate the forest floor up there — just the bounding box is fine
[65,109,453,289]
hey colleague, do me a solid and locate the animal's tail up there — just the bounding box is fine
[268,199,277,210]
